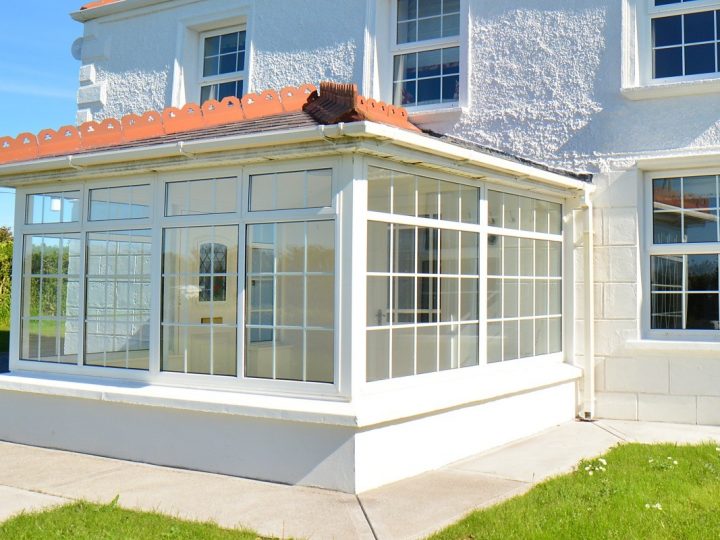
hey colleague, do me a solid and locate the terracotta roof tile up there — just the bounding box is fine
[80,0,123,10]
[0,82,420,165]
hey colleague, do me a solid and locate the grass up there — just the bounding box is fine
[0,500,266,540]
[431,443,720,540]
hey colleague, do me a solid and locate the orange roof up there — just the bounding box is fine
[0,82,420,166]
[80,0,123,10]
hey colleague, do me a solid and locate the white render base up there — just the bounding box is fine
[0,368,578,493]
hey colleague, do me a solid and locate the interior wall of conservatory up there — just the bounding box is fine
[2,146,587,492]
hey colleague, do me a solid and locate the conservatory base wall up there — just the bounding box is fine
[0,379,577,493]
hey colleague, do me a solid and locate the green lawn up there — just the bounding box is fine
[431,443,720,540]
[0,500,266,540]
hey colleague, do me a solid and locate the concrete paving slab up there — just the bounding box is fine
[449,421,622,483]
[0,442,373,540]
[359,469,528,540]
[598,419,720,444]
[0,485,67,522]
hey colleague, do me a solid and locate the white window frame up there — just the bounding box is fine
[360,157,566,392]
[197,26,248,105]
[623,0,720,99]
[642,168,720,341]
[9,159,344,399]
[383,0,470,119]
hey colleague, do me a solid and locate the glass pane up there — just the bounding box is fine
[394,226,415,273]
[307,221,335,273]
[439,324,458,370]
[460,185,479,224]
[417,177,438,219]
[655,46,683,78]
[687,254,719,291]
[368,222,391,273]
[368,168,392,213]
[307,169,332,208]
[461,232,479,275]
[417,227,438,275]
[519,196,534,232]
[685,44,716,76]
[687,294,719,329]
[394,276,415,323]
[416,325,438,374]
[307,276,334,327]
[306,330,333,383]
[276,171,306,210]
[654,212,682,244]
[418,0,441,18]
[535,240,549,276]
[535,200,550,233]
[440,277,459,322]
[417,275,438,323]
[488,191,503,227]
[520,319,534,358]
[277,223,305,273]
[276,276,303,326]
[460,278,478,320]
[215,177,238,214]
[275,328,303,381]
[651,255,683,291]
[653,177,682,210]
[653,15,682,47]
[684,11,715,44]
[504,236,519,276]
[249,174,274,211]
[367,329,390,382]
[440,229,459,275]
[685,210,718,243]
[459,324,478,367]
[535,318,548,355]
[392,327,415,378]
[394,174,416,216]
[535,280,549,316]
[503,279,519,318]
[519,279,533,317]
[166,181,188,216]
[651,293,683,329]
[548,202,562,234]
[439,181,460,222]
[503,321,518,361]
[549,281,562,315]
[487,321,502,364]
[503,194,519,230]
[368,276,391,326]
[519,238,534,276]
[549,241,562,277]
[245,332,274,379]
[213,327,237,376]
[442,14,460,38]
[549,318,562,353]
[188,179,215,215]
[488,235,501,276]
[487,278,502,319]
[684,176,717,209]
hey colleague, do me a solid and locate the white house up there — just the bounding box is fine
[0,0,717,493]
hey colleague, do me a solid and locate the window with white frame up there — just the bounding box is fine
[392,0,461,108]
[366,167,480,381]
[199,29,247,104]
[649,173,720,331]
[649,0,720,79]
[487,192,563,362]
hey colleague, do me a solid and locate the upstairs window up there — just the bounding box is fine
[392,0,460,108]
[651,0,720,79]
[200,29,247,104]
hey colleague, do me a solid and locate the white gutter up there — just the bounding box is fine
[0,121,592,194]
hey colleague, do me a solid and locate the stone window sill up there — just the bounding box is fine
[622,77,720,101]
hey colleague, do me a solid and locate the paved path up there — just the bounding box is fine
[1,419,719,539]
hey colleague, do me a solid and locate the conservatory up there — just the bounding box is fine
[0,83,593,493]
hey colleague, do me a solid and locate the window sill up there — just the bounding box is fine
[622,77,720,101]
[406,105,465,124]
[0,360,581,429]
[625,339,720,358]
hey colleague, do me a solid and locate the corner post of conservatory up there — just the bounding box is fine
[581,185,596,420]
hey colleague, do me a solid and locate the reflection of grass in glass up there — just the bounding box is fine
[0,324,8,353]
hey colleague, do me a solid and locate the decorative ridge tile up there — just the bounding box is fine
[0,82,420,166]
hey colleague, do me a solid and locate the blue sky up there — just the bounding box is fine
[0,1,83,231]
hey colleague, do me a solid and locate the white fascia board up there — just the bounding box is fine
[70,0,173,22]
[0,121,591,194]
[340,122,593,194]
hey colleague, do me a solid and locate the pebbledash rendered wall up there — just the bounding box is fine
[74,0,720,424]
